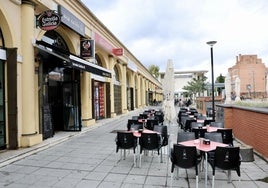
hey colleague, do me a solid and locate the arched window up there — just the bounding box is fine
[42,31,69,51]
[95,54,102,66]
[114,66,119,82]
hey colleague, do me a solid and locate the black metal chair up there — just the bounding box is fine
[153,125,169,162]
[179,113,189,130]
[155,111,164,125]
[127,119,139,130]
[130,124,143,131]
[190,122,203,131]
[139,113,148,120]
[177,132,195,143]
[153,125,169,147]
[184,117,197,131]
[170,144,201,187]
[139,132,162,166]
[115,132,138,167]
[191,127,207,139]
[217,128,234,146]
[204,119,214,126]
[210,121,224,128]
[208,146,241,188]
[146,119,159,130]
[205,132,224,161]
[204,132,223,143]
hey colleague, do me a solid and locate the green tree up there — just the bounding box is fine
[148,65,160,78]
[216,74,225,83]
[182,76,208,98]
[216,74,225,95]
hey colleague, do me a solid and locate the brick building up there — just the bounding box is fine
[228,54,268,99]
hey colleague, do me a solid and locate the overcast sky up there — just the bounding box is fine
[81,0,268,81]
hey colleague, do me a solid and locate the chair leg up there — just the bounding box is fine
[133,153,136,167]
[139,152,142,168]
[160,148,163,163]
[196,175,198,188]
[212,175,215,188]
[171,172,173,187]
[123,149,126,160]
[227,170,231,183]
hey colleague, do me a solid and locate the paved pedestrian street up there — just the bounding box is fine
[0,108,267,188]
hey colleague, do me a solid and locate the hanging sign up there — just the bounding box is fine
[80,39,95,58]
[38,10,61,31]
[112,48,124,56]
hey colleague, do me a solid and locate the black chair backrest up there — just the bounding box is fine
[132,116,139,120]
[204,119,214,126]
[217,129,233,146]
[210,121,224,128]
[146,119,159,130]
[139,133,161,153]
[191,128,207,139]
[214,146,240,170]
[130,124,143,131]
[116,132,137,152]
[172,144,198,168]
[204,132,223,143]
[153,125,168,146]
[139,114,148,119]
[190,122,203,130]
[177,132,195,143]
[154,111,164,123]
[197,116,206,120]
[127,119,139,130]
[184,118,197,131]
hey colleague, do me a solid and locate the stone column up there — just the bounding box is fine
[109,56,116,117]
[121,64,127,113]
[81,72,94,126]
[21,1,42,147]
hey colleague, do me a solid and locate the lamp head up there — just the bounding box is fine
[206,41,217,47]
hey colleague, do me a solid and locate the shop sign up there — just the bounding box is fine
[94,32,113,53]
[112,48,124,56]
[80,39,95,58]
[59,5,85,36]
[38,10,61,31]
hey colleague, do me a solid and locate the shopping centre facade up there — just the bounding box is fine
[0,0,162,149]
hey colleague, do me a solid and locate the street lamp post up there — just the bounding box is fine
[206,41,217,121]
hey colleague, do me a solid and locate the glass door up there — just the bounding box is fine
[62,81,81,131]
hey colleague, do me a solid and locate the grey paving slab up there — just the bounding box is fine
[0,106,267,188]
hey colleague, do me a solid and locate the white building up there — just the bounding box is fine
[159,70,208,100]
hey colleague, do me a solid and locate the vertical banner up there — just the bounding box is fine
[80,39,95,58]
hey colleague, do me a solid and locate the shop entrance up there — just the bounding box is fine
[40,53,81,139]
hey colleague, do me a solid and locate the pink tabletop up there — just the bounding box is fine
[138,119,147,123]
[206,126,219,132]
[197,119,205,123]
[132,129,159,137]
[178,139,228,152]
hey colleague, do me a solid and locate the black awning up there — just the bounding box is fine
[34,40,111,78]
[70,55,111,78]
